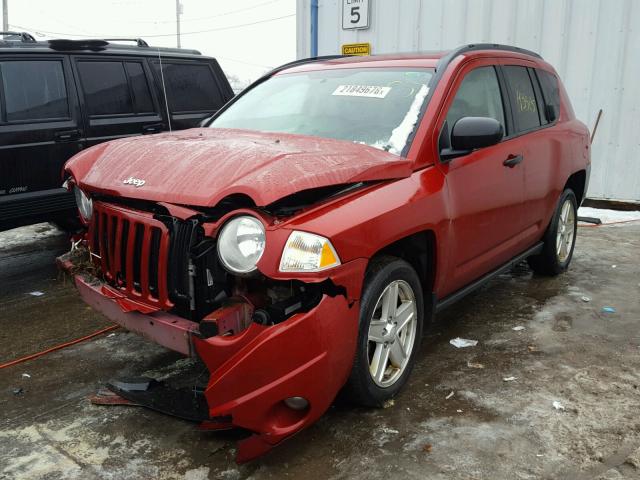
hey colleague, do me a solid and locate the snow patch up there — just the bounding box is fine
[0,223,63,251]
[184,466,211,480]
[383,84,429,155]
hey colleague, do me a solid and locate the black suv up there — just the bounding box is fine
[0,32,234,231]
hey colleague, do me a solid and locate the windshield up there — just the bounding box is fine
[210,68,434,155]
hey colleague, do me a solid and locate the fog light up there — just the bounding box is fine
[284,396,309,411]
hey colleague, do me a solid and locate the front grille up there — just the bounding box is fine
[89,201,173,310]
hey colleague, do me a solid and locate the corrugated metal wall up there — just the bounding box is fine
[297,0,640,202]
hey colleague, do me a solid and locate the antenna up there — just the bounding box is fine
[157,48,172,132]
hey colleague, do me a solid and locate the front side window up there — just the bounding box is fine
[78,61,133,116]
[503,66,541,132]
[445,66,505,140]
[210,68,434,155]
[0,60,69,122]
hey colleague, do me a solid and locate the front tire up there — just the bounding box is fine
[344,256,424,407]
[528,189,578,276]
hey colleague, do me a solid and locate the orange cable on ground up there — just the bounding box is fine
[579,218,640,228]
[0,325,119,370]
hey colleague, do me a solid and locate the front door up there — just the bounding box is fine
[436,62,527,294]
[0,55,83,198]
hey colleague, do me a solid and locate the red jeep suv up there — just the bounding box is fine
[59,44,590,461]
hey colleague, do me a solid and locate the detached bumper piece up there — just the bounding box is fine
[106,378,210,423]
[91,378,234,428]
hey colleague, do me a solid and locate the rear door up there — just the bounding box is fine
[72,56,164,148]
[149,58,230,129]
[500,64,555,244]
[436,61,527,293]
[0,54,83,197]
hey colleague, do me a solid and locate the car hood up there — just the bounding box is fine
[66,128,413,207]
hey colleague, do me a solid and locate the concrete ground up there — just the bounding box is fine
[0,219,639,480]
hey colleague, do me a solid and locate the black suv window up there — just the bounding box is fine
[78,61,133,116]
[153,62,223,113]
[125,62,154,113]
[77,60,156,116]
[503,66,541,132]
[0,60,69,122]
[536,69,560,122]
[445,66,505,139]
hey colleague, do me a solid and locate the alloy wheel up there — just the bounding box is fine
[556,198,576,263]
[367,280,418,388]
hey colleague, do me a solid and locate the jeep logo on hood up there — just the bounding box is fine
[123,177,145,187]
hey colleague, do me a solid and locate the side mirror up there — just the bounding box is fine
[441,116,504,161]
[545,104,558,122]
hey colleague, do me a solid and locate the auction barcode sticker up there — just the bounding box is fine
[332,85,391,98]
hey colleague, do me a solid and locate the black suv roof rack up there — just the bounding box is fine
[102,38,149,47]
[48,37,150,51]
[0,31,37,43]
[0,32,200,55]
[437,43,542,72]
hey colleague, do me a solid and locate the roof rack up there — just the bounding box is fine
[101,38,149,47]
[48,37,149,51]
[436,43,542,72]
[0,31,37,43]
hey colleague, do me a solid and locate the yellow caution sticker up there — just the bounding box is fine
[341,43,371,56]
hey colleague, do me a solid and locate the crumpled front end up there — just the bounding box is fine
[58,197,366,462]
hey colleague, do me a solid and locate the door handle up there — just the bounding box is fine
[503,154,524,168]
[142,123,164,134]
[54,129,81,142]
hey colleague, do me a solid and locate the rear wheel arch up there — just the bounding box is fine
[564,169,587,205]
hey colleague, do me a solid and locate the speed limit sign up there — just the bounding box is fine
[342,0,370,30]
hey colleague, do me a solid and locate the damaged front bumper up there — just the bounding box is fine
[58,253,365,462]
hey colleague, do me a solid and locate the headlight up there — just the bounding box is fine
[217,216,266,273]
[279,231,341,272]
[73,185,93,222]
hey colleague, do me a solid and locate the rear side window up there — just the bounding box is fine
[154,62,223,112]
[536,69,560,122]
[77,60,156,116]
[78,61,133,115]
[0,60,69,122]
[445,66,505,139]
[503,66,541,132]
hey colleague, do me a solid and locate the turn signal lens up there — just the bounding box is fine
[279,231,341,272]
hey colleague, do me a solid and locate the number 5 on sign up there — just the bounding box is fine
[342,0,370,30]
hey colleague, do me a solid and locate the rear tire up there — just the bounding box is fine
[528,189,578,276]
[344,256,424,407]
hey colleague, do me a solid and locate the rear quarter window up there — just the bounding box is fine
[0,60,69,122]
[503,65,541,133]
[536,69,561,122]
[153,62,224,113]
